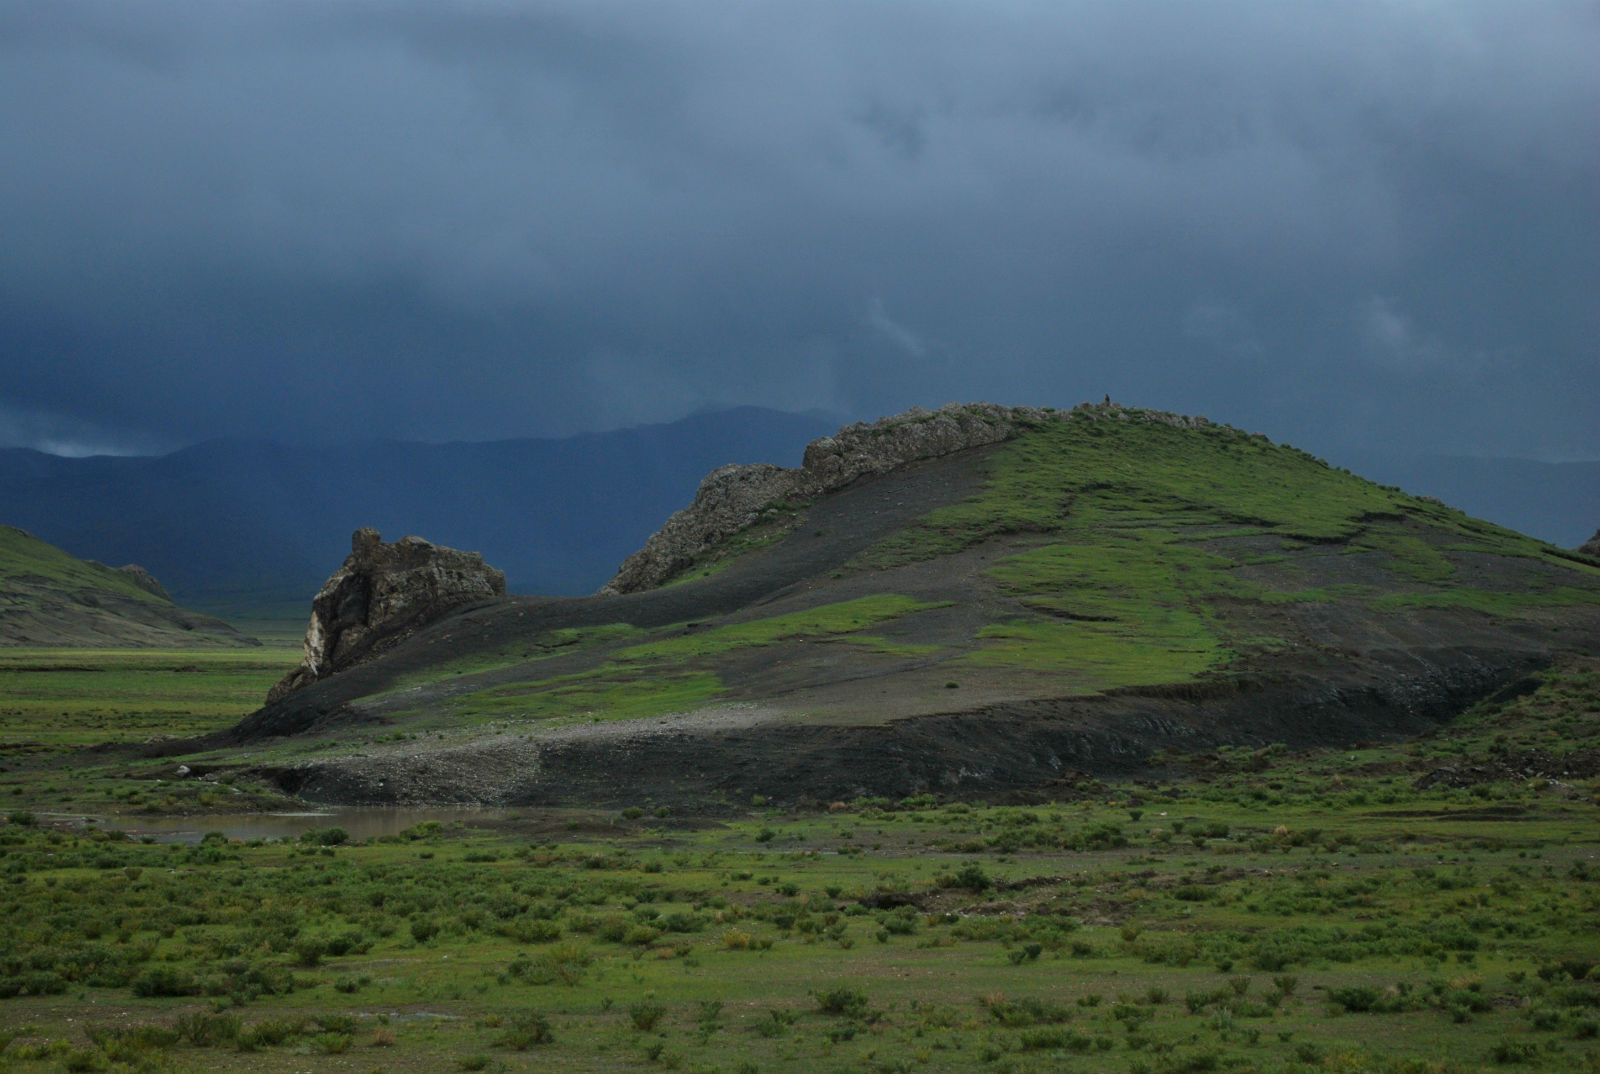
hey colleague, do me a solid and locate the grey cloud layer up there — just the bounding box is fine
[1,1,1595,457]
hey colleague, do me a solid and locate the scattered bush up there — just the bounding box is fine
[299,826,348,846]
[629,1000,666,1032]
[498,1012,554,1049]
[174,1012,240,1047]
[131,966,200,998]
[815,984,871,1019]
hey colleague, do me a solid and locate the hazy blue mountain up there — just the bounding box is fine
[1334,453,1600,550]
[0,408,837,616]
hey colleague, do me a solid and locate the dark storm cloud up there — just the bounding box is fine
[1,1,1595,458]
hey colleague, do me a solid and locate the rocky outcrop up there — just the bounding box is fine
[1580,529,1600,559]
[267,528,506,703]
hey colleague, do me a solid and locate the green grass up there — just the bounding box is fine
[856,416,1418,570]
[428,597,946,725]
[1370,587,1600,616]
[849,418,1423,691]
[0,526,162,604]
[612,595,946,662]
[445,667,724,724]
[378,623,643,695]
[0,647,300,747]
[966,615,1223,689]
[969,535,1237,683]
[830,415,1600,690]
[0,654,1596,1073]
[1352,531,1458,584]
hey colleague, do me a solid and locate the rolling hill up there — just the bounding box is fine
[0,525,257,647]
[214,403,1600,807]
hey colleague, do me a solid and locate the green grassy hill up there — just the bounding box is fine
[224,405,1600,806]
[0,525,257,648]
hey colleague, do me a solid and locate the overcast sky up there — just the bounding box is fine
[1,1,1595,461]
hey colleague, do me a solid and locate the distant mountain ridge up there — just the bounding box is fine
[0,408,837,616]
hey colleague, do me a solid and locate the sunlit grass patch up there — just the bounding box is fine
[0,646,299,746]
[1370,586,1600,616]
[377,622,642,694]
[965,615,1222,688]
[443,597,947,724]
[613,595,946,662]
[447,668,722,725]
[856,416,1421,568]
[1351,530,1458,584]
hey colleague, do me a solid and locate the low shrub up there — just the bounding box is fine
[629,1000,666,1032]
[815,984,871,1019]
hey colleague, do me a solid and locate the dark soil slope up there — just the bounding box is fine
[220,405,1600,807]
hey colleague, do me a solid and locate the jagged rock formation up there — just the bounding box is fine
[602,400,1213,594]
[267,528,506,703]
[1580,529,1600,558]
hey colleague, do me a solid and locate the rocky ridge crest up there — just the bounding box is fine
[1580,529,1600,559]
[267,528,506,703]
[602,400,1213,594]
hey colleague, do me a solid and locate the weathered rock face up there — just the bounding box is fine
[267,528,506,703]
[1580,529,1600,558]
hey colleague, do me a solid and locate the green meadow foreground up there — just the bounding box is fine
[1,650,1598,1073]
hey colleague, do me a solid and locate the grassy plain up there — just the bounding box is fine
[1,652,1597,1073]
[0,646,301,816]
[0,647,299,747]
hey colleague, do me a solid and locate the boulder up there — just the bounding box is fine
[266,528,506,703]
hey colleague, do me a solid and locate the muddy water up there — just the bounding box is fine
[81,806,513,844]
